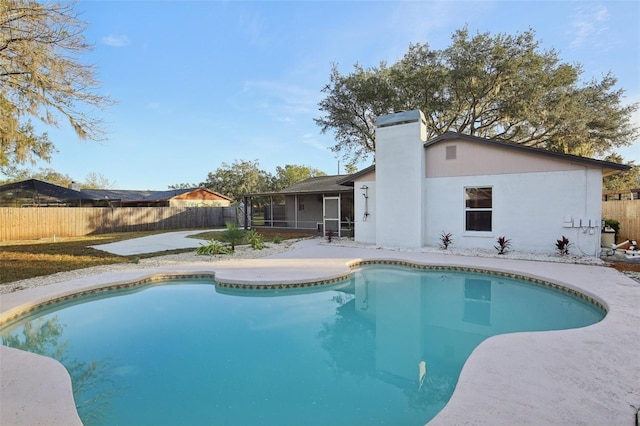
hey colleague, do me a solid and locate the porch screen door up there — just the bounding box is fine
[323,196,340,237]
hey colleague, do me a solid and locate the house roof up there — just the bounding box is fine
[165,188,233,202]
[154,188,232,202]
[82,187,233,202]
[425,132,631,176]
[0,179,233,203]
[245,175,353,197]
[279,175,352,194]
[0,179,92,200]
[336,165,375,186]
[81,188,155,201]
[338,132,631,185]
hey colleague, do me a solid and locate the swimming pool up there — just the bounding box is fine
[0,264,605,425]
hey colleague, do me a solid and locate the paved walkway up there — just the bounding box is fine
[90,229,221,255]
[1,235,639,425]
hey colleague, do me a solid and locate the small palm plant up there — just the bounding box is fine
[494,236,512,255]
[439,231,453,249]
[326,229,334,242]
[555,236,571,256]
[221,222,246,251]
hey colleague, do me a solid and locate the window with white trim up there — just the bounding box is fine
[465,187,492,232]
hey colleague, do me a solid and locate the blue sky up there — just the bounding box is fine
[13,0,640,190]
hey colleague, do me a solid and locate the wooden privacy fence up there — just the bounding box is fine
[602,200,639,242]
[0,206,238,241]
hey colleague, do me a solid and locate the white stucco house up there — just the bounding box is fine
[339,110,630,256]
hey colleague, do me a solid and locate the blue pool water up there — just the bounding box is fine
[1,265,604,425]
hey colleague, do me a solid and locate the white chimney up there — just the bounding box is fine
[374,110,427,248]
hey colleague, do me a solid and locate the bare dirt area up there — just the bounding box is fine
[602,256,640,283]
[609,260,640,272]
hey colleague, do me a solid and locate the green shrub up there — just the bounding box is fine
[272,235,282,244]
[345,217,354,238]
[246,229,265,250]
[604,218,620,242]
[196,239,232,255]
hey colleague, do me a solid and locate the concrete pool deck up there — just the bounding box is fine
[1,237,639,425]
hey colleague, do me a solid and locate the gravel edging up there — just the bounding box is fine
[2,237,639,295]
[321,238,640,283]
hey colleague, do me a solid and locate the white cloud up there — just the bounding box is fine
[302,133,331,152]
[569,4,609,48]
[100,34,131,47]
[240,80,320,120]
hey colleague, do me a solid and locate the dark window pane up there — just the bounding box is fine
[465,188,492,208]
[466,211,492,231]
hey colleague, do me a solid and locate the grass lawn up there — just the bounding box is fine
[0,229,310,286]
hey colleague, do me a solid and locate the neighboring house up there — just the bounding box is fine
[0,179,104,207]
[339,110,630,255]
[82,188,232,207]
[244,175,354,235]
[0,179,232,207]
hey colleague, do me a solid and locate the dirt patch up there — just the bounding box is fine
[609,260,640,273]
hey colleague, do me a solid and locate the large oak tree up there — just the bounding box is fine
[1,0,112,171]
[200,159,274,202]
[198,160,328,201]
[272,164,326,191]
[316,27,638,167]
